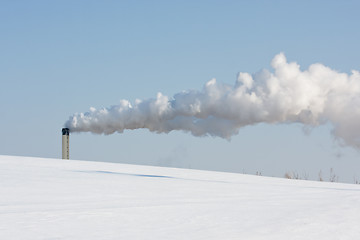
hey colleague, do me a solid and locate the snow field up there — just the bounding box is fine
[1,155,360,239]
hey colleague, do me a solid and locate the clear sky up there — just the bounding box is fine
[1,0,359,183]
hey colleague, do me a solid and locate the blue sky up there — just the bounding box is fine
[1,0,359,182]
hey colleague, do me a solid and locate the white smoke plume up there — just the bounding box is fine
[65,53,360,149]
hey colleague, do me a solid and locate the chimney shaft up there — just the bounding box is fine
[62,128,69,159]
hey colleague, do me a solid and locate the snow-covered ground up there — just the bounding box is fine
[1,155,360,239]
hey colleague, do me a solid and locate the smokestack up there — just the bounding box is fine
[62,128,69,160]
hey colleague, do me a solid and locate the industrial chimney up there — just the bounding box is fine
[62,128,69,159]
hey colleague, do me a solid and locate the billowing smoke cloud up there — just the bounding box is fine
[65,53,360,149]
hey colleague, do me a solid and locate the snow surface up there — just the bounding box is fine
[1,155,360,239]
